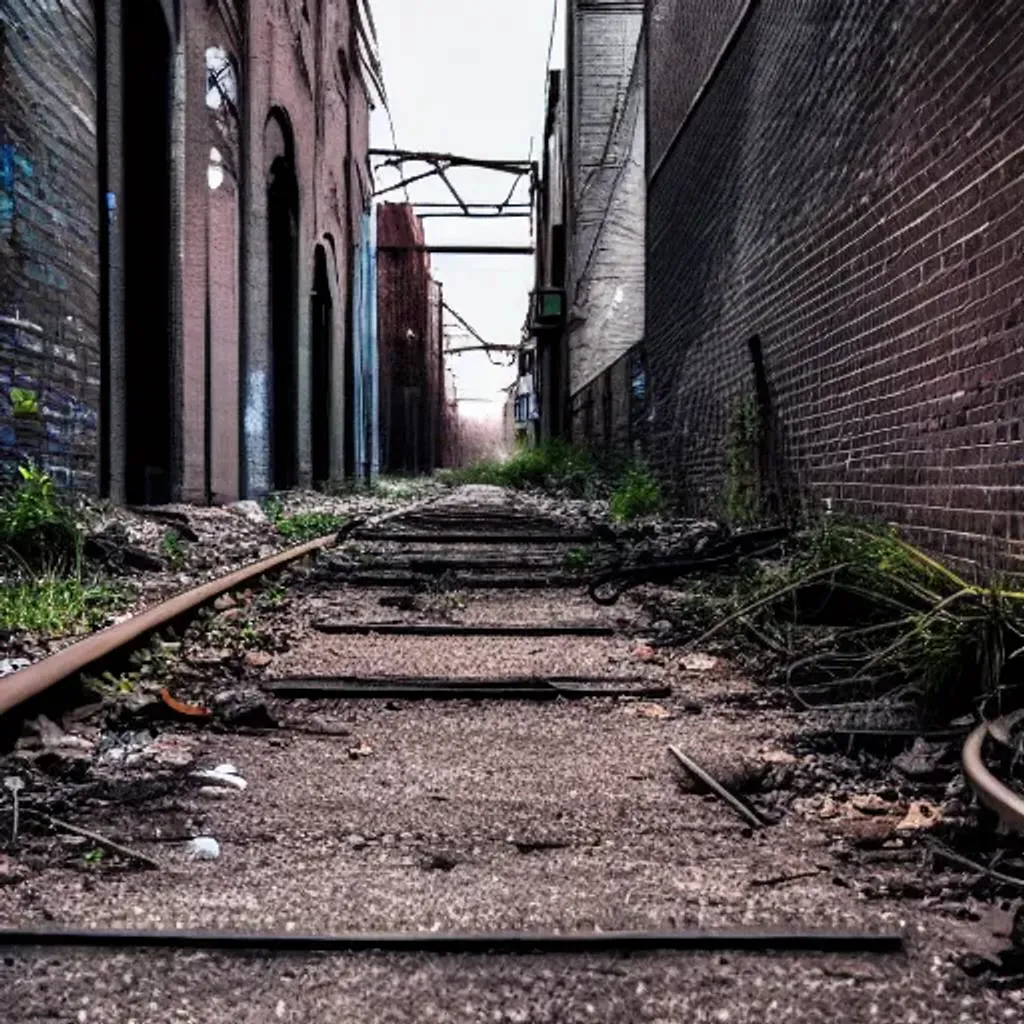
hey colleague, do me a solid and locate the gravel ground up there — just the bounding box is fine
[0,487,1020,1021]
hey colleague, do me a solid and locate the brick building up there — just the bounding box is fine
[646,0,1024,566]
[376,203,445,475]
[0,0,377,503]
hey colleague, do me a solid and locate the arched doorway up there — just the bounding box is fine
[310,245,332,486]
[123,0,173,503]
[266,112,299,491]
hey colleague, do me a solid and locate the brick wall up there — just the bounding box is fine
[0,1,100,490]
[647,0,1024,569]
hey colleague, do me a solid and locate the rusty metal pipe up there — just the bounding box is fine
[962,719,1024,834]
[0,534,337,718]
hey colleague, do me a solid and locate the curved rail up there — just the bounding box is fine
[0,533,340,718]
[962,718,1024,834]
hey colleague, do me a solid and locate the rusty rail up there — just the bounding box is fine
[0,534,338,718]
[962,718,1024,834]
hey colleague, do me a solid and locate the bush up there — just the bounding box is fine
[0,463,81,570]
[441,440,596,496]
[273,511,348,542]
[609,465,665,523]
[0,574,128,635]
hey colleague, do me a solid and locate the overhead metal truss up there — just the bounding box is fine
[371,148,538,255]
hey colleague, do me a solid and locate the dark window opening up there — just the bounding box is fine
[311,245,332,485]
[267,139,299,490]
[123,0,173,504]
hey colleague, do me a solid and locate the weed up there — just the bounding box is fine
[274,511,348,542]
[609,465,664,523]
[0,463,80,570]
[83,847,105,867]
[0,573,129,635]
[441,440,597,496]
[9,388,39,417]
[724,396,761,525]
[563,547,593,571]
[161,529,185,567]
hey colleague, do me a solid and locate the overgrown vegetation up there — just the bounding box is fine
[441,440,666,522]
[0,463,129,635]
[0,462,81,570]
[724,395,761,525]
[262,499,348,543]
[440,440,597,496]
[609,465,664,523]
[161,529,185,567]
[675,518,1024,723]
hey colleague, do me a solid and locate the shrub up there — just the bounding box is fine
[0,463,80,570]
[273,511,348,542]
[610,465,665,523]
[441,440,597,496]
[0,574,129,635]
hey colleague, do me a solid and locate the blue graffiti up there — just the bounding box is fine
[0,140,34,234]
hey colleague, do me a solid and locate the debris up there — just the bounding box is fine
[243,650,273,669]
[24,809,161,870]
[760,749,798,765]
[929,843,1024,889]
[893,738,951,782]
[626,703,672,720]
[681,653,718,673]
[159,688,211,719]
[0,853,29,887]
[227,500,268,525]
[347,834,368,849]
[348,741,373,759]
[631,644,657,662]
[851,794,893,816]
[4,776,24,843]
[0,658,31,678]
[895,801,942,832]
[144,734,198,768]
[191,763,247,793]
[186,836,221,861]
[667,745,766,829]
[213,593,238,612]
[750,869,820,888]
[420,851,459,872]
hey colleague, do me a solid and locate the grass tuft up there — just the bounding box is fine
[273,511,348,542]
[609,465,665,523]
[0,573,130,635]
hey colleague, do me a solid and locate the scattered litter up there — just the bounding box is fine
[186,836,221,861]
[760,749,798,765]
[894,738,951,781]
[0,658,31,678]
[160,688,211,719]
[0,853,29,886]
[348,741,373,759]
[144,734,198,768]
[4,776,24,843]
[213,593,238,612]
[667,745,766,829]
[25,809,161,869]
[851,794,893,816]
[631,644,657,661]
[681,653,718,673]
[896,801,942,832]
[191,763,247,792]
[243,650,273,669]
[626,703,672,720]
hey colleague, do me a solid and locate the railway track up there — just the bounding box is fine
[0,485,1012,1021]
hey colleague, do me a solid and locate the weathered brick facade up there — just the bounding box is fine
[646,0,1024,568]
[0,0,375,502]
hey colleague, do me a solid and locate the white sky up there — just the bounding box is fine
[370,0,566,421]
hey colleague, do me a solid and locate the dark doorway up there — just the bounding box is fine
[343,269,356,480]
[123,0,173,503]
[310,245,332,485]
[267,119,299,491]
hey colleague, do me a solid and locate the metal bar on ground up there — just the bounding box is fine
[0,927,903,954]
[668,745,767,829]
[353,533,598,544]
[312,623,616,637]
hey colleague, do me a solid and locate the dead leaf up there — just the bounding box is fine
[681,653,718,672]
[627,702,671,719]
[160,688,211,719]
[243,650,273,669]
[895,800,942,831]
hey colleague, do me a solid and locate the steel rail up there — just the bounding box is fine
[0,534,339,718]
[962,718,1024,834]
[0,927,903,954]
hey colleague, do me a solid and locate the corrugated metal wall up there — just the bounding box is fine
[0,1,100,489]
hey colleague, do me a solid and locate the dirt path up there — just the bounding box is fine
[0,488,1016,1021]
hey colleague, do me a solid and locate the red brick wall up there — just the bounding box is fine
[646,0,1024,569]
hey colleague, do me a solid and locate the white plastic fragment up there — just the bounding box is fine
[186,836,221,861]
[191,763,247,791]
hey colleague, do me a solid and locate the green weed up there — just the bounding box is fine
[0,463,81,570]
[273,511,348,542]
[0,573,129,635]
[161,529,185,567]
[563,547,594,571]
[9,388,39,417]
[441,440,597,496]
[609,465,665,523]
[724,396,761,525]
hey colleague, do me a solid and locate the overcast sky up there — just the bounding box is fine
[369,0,566,421]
